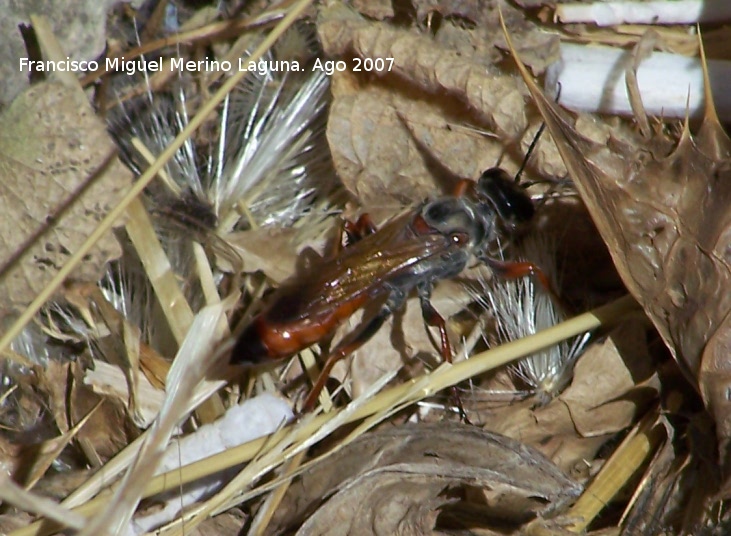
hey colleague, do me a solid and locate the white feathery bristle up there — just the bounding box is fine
[478,233,590,402]
[104,32,335,347]
[98,257,157,343]
[215,60,331,226]
[111,85,201,198]
[111,45,334,231]
[7,321,53,367]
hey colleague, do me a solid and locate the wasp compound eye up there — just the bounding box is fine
[477,168,535,225]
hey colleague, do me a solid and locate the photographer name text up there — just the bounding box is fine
[19,57,395,77]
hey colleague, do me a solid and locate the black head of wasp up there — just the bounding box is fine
[231,126,550,414]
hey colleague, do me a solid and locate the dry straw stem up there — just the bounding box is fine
[126,198,195,343]
[10,294,637,536]
[0,475,86,531]
[563,410,667,532]
[248,449,308,536]
[127,139,195,343]
[0,0,315,368]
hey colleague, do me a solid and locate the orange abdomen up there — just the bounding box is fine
[230,293,369,365]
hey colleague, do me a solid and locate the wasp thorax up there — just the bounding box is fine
[421,198,494,250]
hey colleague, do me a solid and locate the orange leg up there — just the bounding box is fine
[332,213,378,256]
[344,213,377,243]
[301,291,403,413]
[484,257,564,308]
[418,287,471,423]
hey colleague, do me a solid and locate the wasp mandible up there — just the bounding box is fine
[231,168,549,411]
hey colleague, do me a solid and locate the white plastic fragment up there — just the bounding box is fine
[546,42,731,120]
[129,392,293,535]
[555,1,731,26]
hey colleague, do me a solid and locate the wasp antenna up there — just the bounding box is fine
[515,82,562,186]
[514,121,546,185]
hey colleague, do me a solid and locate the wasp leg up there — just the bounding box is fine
[482,257,566,314]
[417,285,471,424]
[417,285,453,364]
[483,257,553,293]
[301,289,405,412]
[331,213,379,256]
[344,214,377,244]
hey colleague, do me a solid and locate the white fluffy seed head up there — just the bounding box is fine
[477,233,590,402]
[105,39,337,336]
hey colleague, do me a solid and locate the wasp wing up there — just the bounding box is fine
[264,210,460,324]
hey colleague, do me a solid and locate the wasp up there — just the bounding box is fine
[231,168,549,412]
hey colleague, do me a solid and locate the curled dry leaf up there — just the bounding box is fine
[318,3,527,138]
[413,0,559,75]
[0,80,130,312]
[317,3,560,206]
[187,511,248,536]
[0,512,35,534]
[558,322,659,438]
[350,0,393,20]
[505,28,731,465]
[37,360,134,464]
[265,422,580,535]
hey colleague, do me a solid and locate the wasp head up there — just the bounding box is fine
[475,168,535,230]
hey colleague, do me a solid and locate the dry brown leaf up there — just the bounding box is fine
[189,510,247,536]
[326,74,443,205]
[350,0,394,20]
[3,359,106,488]
[317,2,527,131]
[317,3,559,206]
[489,322,659,475]
[225,228,310,283]
[325,69,558,206]
[138,343,170,391]
[266,422,580,535]
[559,322,658,437]
[31,467,92,502]
[0,512,36,533]
[0,80,130,311]
[504,23,731,469]
[84,359,165,427]
[39,360,133,464]
[64,281,143,415]
[0,358,45,434]
[412,0,559,75]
